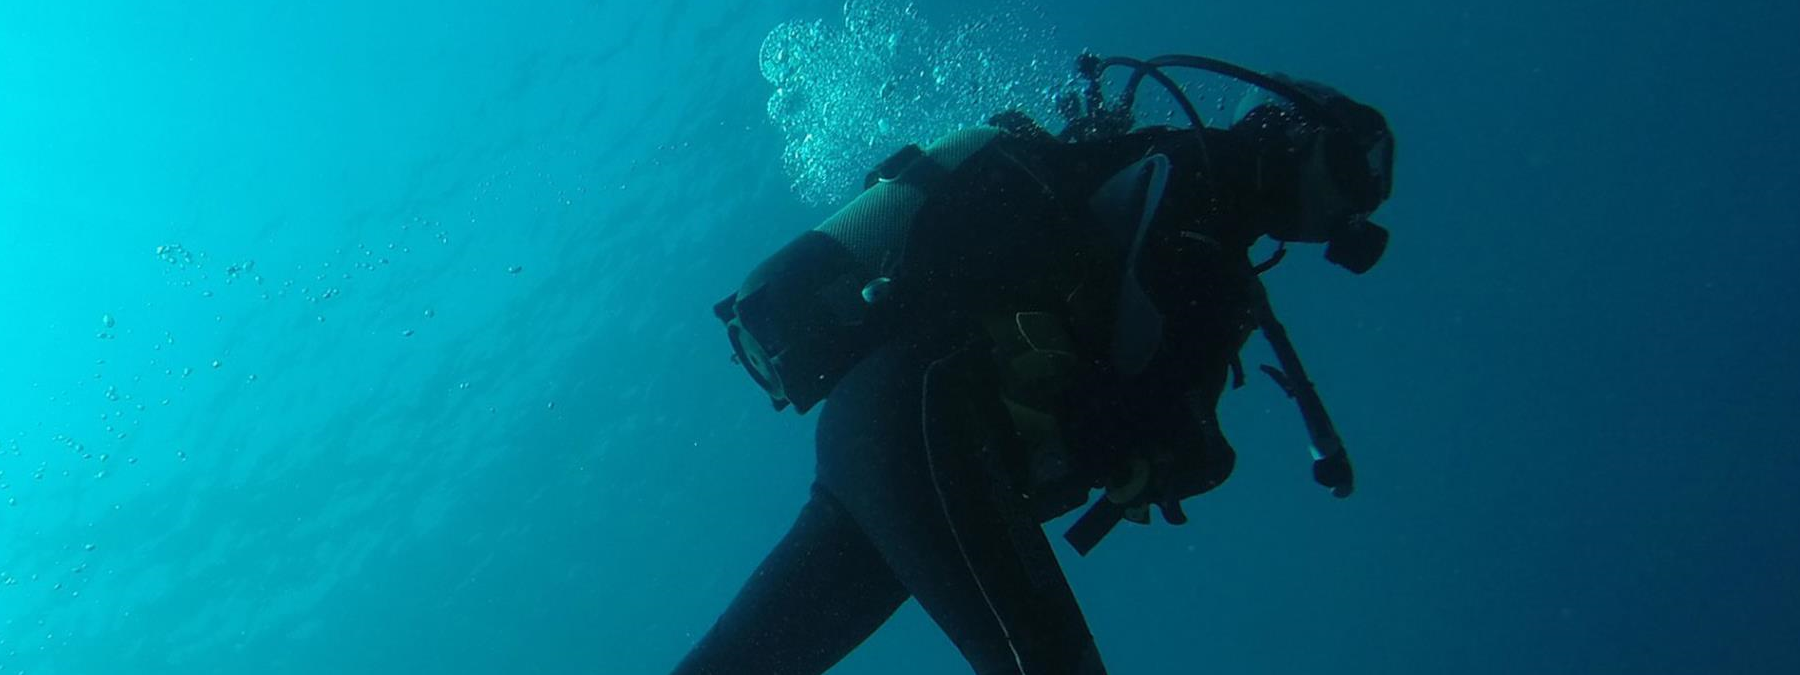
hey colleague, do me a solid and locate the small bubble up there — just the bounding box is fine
[210,360,221,369]
[401,329,415,338]
[84,544,95,551]
[423,308,435,319]
[507,265,524,274]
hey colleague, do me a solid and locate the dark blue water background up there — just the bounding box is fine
[1,1,1794,673]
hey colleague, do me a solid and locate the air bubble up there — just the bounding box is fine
[759,2,1063,204]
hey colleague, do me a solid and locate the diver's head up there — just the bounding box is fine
[1234,77,1394,272]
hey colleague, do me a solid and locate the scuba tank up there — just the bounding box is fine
[713,127,1009,414]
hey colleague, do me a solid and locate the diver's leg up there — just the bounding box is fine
[915,349,1110,675]
[671,485,909,675]
[818,341,1108,675]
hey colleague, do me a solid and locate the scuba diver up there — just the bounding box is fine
[681,54,1396,675]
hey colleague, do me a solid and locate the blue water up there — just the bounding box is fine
[2,1,1796,673]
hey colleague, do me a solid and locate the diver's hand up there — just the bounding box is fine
[1102,453,1212,526]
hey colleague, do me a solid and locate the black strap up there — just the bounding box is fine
[1064,499,1125,556]
[862,144,925,189]
[1253,243,1288,275]
[862,143,955,192]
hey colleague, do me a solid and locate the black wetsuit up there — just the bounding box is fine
[674,334,1104,674]
[675,122,1284,675]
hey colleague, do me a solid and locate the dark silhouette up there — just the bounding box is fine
[688,54,1397,675]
